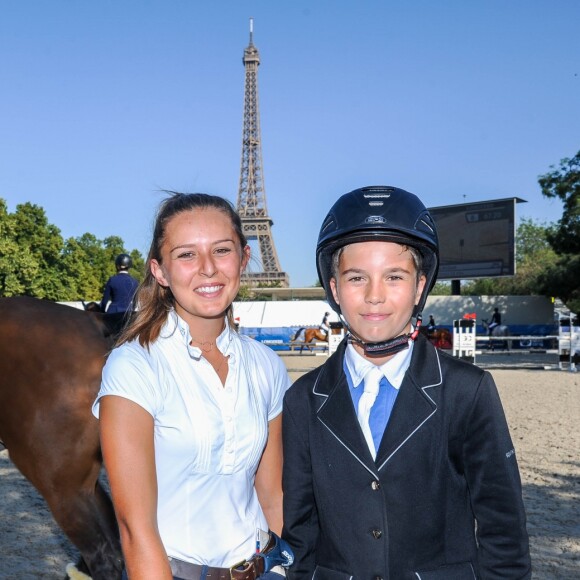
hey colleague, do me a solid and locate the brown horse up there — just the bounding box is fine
[0,297,124,579]
[419,326,453,350]
[291,327,329,353]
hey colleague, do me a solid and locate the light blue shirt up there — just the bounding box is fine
[344,339,414,453]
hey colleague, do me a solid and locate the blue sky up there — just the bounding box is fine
[1,1,578,287]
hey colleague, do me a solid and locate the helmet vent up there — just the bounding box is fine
[418,215,436,234]
[363,192,391,199]
[368,201,384,206]
[319,215,336,235]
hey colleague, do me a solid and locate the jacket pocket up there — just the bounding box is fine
[414,561,476,580]
[312,564,353,580]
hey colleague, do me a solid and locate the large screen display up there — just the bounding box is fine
[428,198,524,280]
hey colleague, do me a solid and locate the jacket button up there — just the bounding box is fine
[372,529,383,539]
[371,480,380,490]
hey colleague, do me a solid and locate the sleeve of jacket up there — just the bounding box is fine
[282,384,319,579]
[462,370,532,579]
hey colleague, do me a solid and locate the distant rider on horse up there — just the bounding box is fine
[427,314,436,333]
[100,253,139,314]
[320,311,330,336]
[488,307,502,335]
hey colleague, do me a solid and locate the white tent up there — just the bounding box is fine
[233,300,337,328]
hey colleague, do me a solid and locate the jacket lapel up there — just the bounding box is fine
[315,339,379,474]
[375,334,442,469]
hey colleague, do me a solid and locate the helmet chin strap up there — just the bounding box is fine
[341,314,423,358]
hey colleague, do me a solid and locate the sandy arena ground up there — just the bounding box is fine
[0,356,578,579]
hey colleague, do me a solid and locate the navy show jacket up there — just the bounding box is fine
[282,333,531,580]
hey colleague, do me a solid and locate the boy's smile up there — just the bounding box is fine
[330,240,425,361]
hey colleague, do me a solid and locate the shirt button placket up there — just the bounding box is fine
[223,388,235,469]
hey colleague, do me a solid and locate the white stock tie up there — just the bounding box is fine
[357,366,383,459]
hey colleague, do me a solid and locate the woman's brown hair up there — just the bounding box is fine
[117,192,248,348]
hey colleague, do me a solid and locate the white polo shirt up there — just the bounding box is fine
[93,311,291,567]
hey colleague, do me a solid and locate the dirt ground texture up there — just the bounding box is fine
[0,356,578,579]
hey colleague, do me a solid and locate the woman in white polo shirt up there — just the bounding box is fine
[93,193,292,580]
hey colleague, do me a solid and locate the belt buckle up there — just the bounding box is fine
[229,558,253,580]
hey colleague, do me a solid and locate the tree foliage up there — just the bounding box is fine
[461,218,557,297]
[0,198,144,301]
[431,281,452,296]
[538,151,580,255]
[537,151,580,312]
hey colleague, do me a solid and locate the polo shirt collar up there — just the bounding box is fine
[165,310,234,360]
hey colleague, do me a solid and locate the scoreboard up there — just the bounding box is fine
[428,198,525,280]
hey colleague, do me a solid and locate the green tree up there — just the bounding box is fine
[462,218,556,296]
[537,151,580,312]
[0,197,144,301]
[537,255,580,314]
[0,202,67,298]
[61,236,105,300]
[129,249,146,284]
[236,284,254,301]
[431,281,452,295]
[538,151,580,255]
[511,218,558,294]
[0,199,35,296]
[61,234,143,301]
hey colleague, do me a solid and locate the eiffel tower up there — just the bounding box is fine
[236,19,289,288]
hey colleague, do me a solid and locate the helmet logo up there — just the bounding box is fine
[365,215,387,224]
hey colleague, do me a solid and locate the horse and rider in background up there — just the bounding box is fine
[291,311,332,353]
[293,312,454,353]
[419,314,453,350]
[291,326,329,353]
[481,308,511,350]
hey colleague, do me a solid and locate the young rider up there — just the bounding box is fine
[282,185,531,579]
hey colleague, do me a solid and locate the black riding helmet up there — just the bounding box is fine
[316,186,439,356]
[115,253,132,270]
